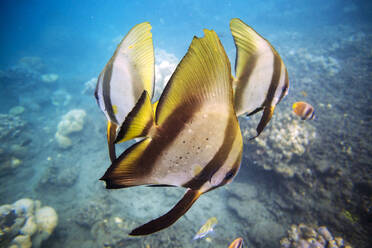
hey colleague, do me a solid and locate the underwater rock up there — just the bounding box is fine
[18,56,45,73]
[250,220,285,248]
[33,206,58,247]
[0,199,58,248]
[90,216,136,248]
[74,201,106,228]
[0,114,26,141]
[0,114,28,176]
[242,111,316,178]
[228,198,271,225]
[51,89,71,107]
[38,164,79,188]
[55,109,86,148]
[12,234,32,248]
[226,182,258,201]
[280,223,352,248]
[9,106,25,116]
[40,73,59,83]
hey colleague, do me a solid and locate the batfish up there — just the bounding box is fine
[95,22,155,162]
[101,29,243,235]
[230,18,289,139]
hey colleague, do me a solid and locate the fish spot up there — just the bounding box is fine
[182,140,186,144]
[206,138,209,141]
[179,156,183,160]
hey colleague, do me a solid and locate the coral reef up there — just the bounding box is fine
[0,198,58,248]
[55,109,86,148]
[8,106,25,116]
[17,57,45,73]
[242,111,316,178]
[51,89,71,107]
[40,73,59,83]
[280,223,352,248]
[0,114,28,176]
[38,163,79,188]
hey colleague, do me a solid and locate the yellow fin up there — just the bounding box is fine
[107,121,118,162]
[120,22,155,98]
[155,29,232,125]
[101,137,152,188]
[230,18,278,79]
[115,90,154,143]
[152,100,158,116]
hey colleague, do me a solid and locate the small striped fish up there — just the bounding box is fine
[293,101,315,120]
[228,237,244,248]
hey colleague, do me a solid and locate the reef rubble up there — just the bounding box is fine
[0,198,58,248]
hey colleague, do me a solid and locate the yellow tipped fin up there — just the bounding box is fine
[155,29,232,125]
[100,137,152,188]
[115,90,154,143]
[121,22,155,98]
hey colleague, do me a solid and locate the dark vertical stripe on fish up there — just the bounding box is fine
[304,107,313,120]
[263,52,282,107]
[234,55,258,113]
[277,67,289,105]
[183,114,238,190]
[102,62,118,123]
[136,102,201,177]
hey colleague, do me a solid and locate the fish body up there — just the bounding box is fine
[292,101,315,120]
[95,22,155,162]
[228,237,244,248]
[193,217,218,240]
[230,18,289,139]
[101,29,243,235]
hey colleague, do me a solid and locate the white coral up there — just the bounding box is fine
[55,109,86,148]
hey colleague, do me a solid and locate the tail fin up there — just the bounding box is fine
[130,189,202,235]
[115,90,155,143]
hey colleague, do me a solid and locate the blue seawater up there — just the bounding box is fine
[0,1,371,247]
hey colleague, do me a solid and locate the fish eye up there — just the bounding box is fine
[224,170,235,181]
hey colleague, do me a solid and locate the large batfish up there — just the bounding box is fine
[95,22,154,162]
[101,29,243,235]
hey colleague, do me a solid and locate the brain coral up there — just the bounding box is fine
[55,109,86,148]
[242,111,317,178]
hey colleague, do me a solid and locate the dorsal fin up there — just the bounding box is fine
[119,22,155,99]
[155,29,233,125]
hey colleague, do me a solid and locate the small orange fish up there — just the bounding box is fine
[292,101,315,120]
[300,90,307,97]
[228,237,244,248]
